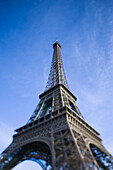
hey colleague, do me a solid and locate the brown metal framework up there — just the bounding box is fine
[45,41,69,91]
[0,41,113,170]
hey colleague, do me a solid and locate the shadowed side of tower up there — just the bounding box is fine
[0,41,113,170]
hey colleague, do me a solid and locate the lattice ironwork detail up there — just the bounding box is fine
[53,129,84,170]
[45,41,69,91]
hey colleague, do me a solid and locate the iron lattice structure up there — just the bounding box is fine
[45,41,69,91]
[0,41,113,170]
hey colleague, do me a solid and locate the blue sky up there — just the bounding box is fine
[0,0,113,169]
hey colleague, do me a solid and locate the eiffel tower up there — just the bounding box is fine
[0,41,113,170]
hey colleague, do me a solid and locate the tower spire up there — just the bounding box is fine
[45,41,69,91]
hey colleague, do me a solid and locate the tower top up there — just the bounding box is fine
[45,41,69,91]
[53,40,61,48]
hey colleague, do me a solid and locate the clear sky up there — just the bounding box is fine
[0,0,113,169]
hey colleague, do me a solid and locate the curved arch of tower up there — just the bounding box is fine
[0,41,113,170]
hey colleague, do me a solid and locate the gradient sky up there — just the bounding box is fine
[0,0,113,169]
